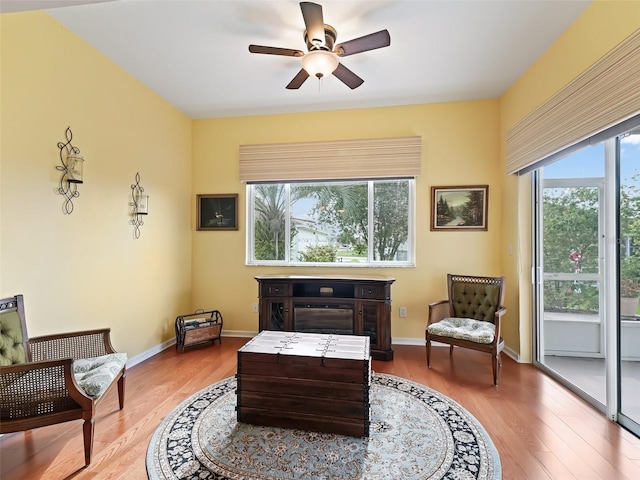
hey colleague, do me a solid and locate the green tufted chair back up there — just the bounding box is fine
[449,275,505,323]
[0,295,28,365]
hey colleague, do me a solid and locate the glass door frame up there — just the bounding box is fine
[532,141,618,419]
[615,134,640,435]
[604,139,619,423]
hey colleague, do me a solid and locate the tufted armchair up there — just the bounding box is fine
[0,294,126,466]
[425,274,506,385]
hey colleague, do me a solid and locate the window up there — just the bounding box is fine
[247,179,414,266]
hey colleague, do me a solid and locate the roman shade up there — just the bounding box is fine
[506,28,640,175]
[239,136,422,183]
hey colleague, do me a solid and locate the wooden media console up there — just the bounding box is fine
[255,274,395,360]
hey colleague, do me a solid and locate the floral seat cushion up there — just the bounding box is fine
[73,353,127,399]
[427,317,495,344]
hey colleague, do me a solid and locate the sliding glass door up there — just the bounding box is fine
[619,128,640,431]
[534,123,640,436]
[536,147,606,407]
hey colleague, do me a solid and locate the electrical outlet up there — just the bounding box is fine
[252,303,259,313]
[399,307,407,318]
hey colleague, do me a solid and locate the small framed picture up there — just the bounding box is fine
[197,194,238,231]
[431,185,488,231]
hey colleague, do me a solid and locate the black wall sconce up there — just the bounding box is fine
[56,126,84,214]
[130,172,148,239]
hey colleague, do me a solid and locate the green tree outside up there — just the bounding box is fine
[253,184,286,260]
[252,180,410,263]
[543,175,640,313]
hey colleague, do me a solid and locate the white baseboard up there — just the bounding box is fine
[219,334,429,347]
[126,337,176,368]
[126,331,256,368]
[394,336,530,364]
[125,333,529,367]
[503,345,527,363]
[392,336,423,346]
[220,330,256,338]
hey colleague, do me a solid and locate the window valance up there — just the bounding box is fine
[239,136,422,183]
[506,28,640,175]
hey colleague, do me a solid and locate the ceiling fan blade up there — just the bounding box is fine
[286,69,310,89]
[300,2,325,47]
[332,63,364,89]
[249,45,304,57]
[335,29,391,57]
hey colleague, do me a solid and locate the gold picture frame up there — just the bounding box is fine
[431,185,488,231]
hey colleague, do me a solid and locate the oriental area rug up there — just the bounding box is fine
[146,373,501,480]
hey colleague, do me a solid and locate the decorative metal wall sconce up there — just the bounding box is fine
[56,126,84,214]
[130,172,148,239]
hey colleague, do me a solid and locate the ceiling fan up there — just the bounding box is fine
[248,1,390,90]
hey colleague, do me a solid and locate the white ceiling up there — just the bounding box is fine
[3,0,592,119]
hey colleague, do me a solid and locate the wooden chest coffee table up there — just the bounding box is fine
[236,330,371,437]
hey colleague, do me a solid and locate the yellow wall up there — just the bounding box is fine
[0,12,193,357]
[499,1,640,360]
[3,0,637,362]
[192,100,507,342]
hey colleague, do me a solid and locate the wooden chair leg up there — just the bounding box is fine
[449,344,454,356]
[492,354,499,386]
[117,374,126,410]
[83,418,95,466]
[426,337,432,367]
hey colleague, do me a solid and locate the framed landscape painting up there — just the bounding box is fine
[197,194,238,231]
[431,185,488,231]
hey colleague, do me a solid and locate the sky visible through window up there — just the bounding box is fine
[543,134,639,181]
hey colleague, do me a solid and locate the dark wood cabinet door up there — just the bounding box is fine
[361,302,379,349]
[259,298,291,331]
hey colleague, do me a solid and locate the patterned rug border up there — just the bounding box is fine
[146,373,501,480]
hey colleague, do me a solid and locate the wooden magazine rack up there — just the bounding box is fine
[175,309,223,352]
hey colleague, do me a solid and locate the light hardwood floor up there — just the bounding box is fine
[1,337,639,480]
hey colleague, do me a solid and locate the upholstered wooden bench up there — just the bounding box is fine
[0,294,126,466]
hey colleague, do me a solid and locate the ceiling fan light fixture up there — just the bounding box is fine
[248,2,389,89]
[301,50,339,79]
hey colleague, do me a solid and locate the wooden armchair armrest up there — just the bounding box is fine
[0,358,93,433]
[493,307,507,343]
[28,328,117,362]
[428,300,452,325]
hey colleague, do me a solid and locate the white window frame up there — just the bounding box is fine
[246,179,415,267]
